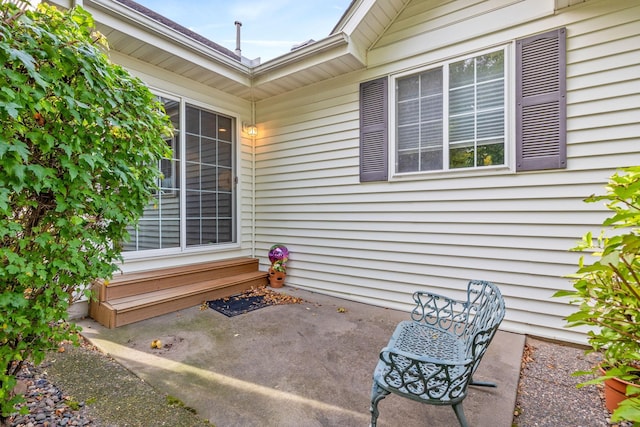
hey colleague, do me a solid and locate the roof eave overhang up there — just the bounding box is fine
[254,33,353,76]
[250,32,366,99]
[92,0,251,78]
[97,1,246,72]
[44,0,370,101]
[49,0,252,85]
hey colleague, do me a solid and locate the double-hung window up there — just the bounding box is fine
[360,28,566,182]
[395,48,506,173]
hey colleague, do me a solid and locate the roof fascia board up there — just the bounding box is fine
[252,32,361,77]
[47,0,366,97]
[252,37,365,89]
[331,0,376,35]
[86,0,251,79]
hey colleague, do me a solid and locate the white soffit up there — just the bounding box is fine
[556,0,587,9]
[44,0,411,101]
[84,0,370,101]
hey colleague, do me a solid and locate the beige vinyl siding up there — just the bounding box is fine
[368,0,555,68]
[108,53,256,273]
[254,0,640,344]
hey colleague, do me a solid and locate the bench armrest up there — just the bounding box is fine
[379,346,472,367]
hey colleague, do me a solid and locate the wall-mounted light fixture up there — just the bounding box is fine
[242,122,258,137]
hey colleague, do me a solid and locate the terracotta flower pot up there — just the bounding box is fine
[268,268,286,288]
[599,366,640,412]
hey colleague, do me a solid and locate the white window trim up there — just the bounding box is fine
[388,43,516,181]
[122,89,242,260]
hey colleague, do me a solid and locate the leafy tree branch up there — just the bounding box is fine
[0,3,171,423]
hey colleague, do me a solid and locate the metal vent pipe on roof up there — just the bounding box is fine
[234,21,242,57]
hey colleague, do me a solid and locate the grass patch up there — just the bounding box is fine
[65,398,81,411]
[166,395,197,414]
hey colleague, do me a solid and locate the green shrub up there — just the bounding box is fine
[0,3,171,421]
[555,166,640,424]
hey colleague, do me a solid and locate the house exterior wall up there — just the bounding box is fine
[107,52,257,274]
[254,0,640,343]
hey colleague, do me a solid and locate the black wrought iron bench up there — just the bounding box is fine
[370,280,506,427]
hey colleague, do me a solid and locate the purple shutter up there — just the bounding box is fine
[516,28,566,171]
[360,77,388,182]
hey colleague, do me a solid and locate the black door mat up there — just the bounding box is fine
[207,294,272,317]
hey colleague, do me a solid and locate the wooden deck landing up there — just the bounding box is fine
[89,258,268,328]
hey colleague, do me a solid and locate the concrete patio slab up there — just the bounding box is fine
[77,287,524,427]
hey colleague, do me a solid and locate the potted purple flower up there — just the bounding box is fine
[268,244,289,288]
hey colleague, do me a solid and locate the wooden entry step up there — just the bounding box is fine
[89,258,268,328]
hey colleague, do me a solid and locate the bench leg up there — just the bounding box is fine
[470,378,498,388]
[452,402,469,427]
[370,382,389,427]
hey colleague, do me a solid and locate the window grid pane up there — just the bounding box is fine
[124,96,181,251]
[185,104,234,247]
[124,98,235,252]
[449,52,505,169]
[395,49,505,174]
[396,67,444,173]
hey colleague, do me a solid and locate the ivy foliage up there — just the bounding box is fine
[0,2,171,420]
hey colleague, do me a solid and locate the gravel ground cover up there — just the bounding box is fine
[7,341,211,427]
[512,337,627,427]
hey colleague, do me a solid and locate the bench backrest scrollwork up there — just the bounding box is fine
[409,280,505,369]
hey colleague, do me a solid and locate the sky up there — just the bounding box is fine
[135,0,353,63]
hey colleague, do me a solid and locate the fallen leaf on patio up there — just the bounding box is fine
[337,307,347,313]
[233,285,304,306]
[199,302,208,311]
[151,339,162,349]
[520,343,535,366]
